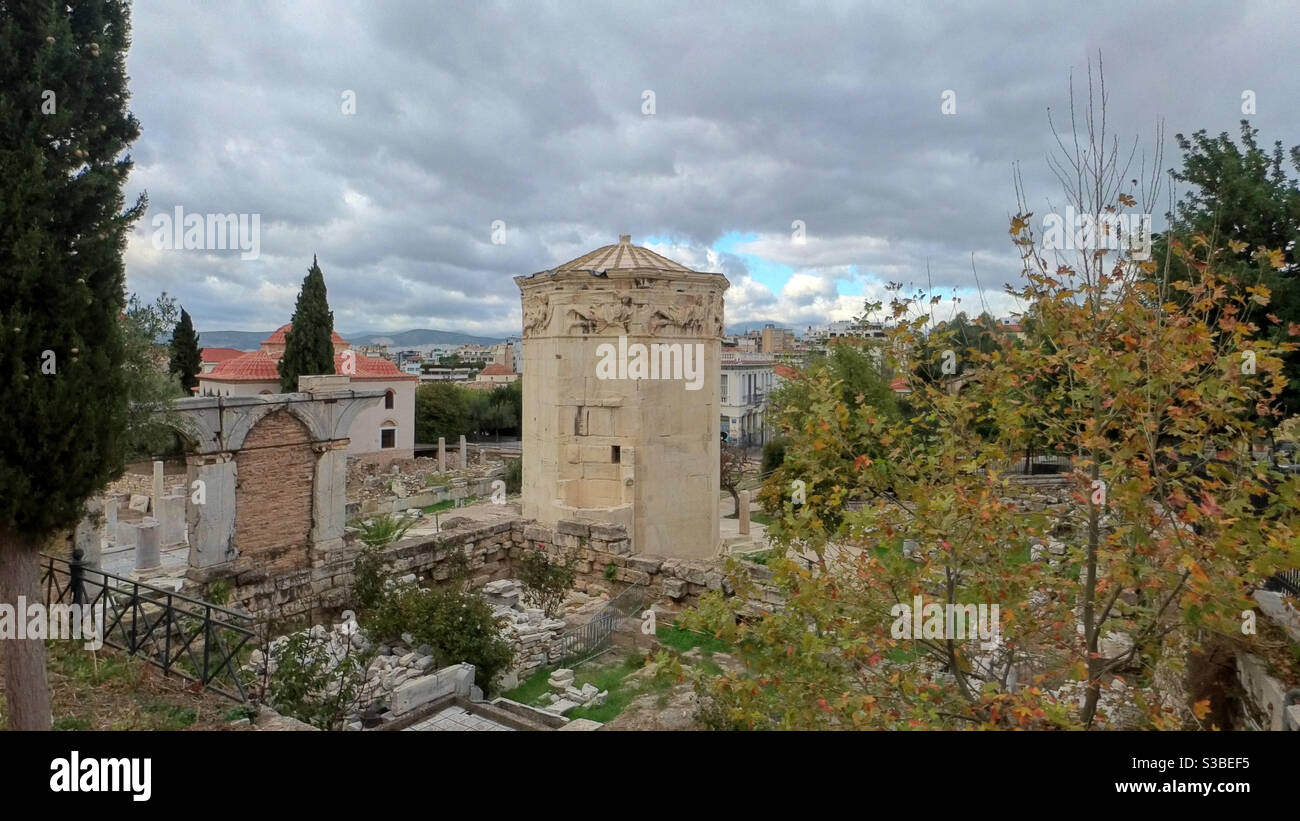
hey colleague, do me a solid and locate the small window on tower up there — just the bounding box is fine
[611,445,621,463]
[381,428,395,449]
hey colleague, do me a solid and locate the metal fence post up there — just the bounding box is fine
[203,605,212,685]
[69,547,86,606]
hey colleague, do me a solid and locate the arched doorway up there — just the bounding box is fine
[234,410,315,574]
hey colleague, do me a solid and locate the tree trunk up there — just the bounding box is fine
[0,529,52,730]
[727,486,740,518]
[1080,398,1103,728]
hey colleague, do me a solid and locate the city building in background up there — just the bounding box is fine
[720,350,774,449]
[196,324,416,462]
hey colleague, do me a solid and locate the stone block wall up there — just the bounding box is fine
[345,472,503,519]
[202,516,778,631]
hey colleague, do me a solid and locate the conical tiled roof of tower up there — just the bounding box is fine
[551,234,694,273]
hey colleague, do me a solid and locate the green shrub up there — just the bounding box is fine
[205,579,231,606]
[761,436,788,474]
[350,513,414,548]
[366,585,513,692]
[224,704,258,723]
[504,458,522,494]
[352,545,387,614]
[604,561,617,581]
[266,632,373,731]
[518,547,576,617]
[53,715,92,731]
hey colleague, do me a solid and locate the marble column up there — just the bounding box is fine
[186,452,237,571]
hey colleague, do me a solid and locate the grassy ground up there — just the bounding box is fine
[502,666,552,705]
[656,624,730,655]
[421,497,481,514]
[503,635,722,724]
[502,651,658,723]
[566,652,667,723]
[0,639,243,731]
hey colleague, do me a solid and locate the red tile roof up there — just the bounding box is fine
[477,363,516,376]
[204,349,281,381]
[200,347,246,364]
[203,350,416,383]
[774,364,799,381]
[335,352,415,381]
[264,323,348,346]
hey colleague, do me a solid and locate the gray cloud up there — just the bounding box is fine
[120,0,1298,336]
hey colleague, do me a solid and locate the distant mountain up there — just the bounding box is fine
[344,329,505,347]
[725,321,797,336]
[196,328,505,352]
[194,330,268,351]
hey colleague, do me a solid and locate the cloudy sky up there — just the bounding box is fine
[120,0,1300,338]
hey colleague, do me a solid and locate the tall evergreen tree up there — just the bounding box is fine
[0,0,145,729]
[279,256,336,392]
[168,307,201,393]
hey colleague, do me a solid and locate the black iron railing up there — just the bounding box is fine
[41,551,255,702]
[1265,570,1300,597]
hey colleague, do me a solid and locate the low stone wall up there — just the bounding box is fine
[1236,652,1298,731]
[200,516,777,632]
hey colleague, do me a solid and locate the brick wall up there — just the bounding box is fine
[234,410,316,576]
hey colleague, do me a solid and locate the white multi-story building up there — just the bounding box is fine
[419,367,475,382]
[720,351,774,449]
[456,344,495,365]
[804,318,886,350]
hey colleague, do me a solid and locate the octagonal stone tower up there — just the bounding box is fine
[515,235,729,559]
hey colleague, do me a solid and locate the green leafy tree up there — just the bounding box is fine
[759,338,905,527]
[168,307,202,393]
[1149,121,1300,418]
[415,382,473,441]
[279,256,336,392]
[488,380,523,436]
[0,0,145,729]
[121,292,187,461]
[693,68,1300,731]
[465,388,492,437]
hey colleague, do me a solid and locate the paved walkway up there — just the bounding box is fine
[403,706,513,731]
[99,541,189,588]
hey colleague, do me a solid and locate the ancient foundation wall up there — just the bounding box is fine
[198,516,775,628]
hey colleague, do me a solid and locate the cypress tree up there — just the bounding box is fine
[169,307,202,393]
[279,256,336,392]
[0,0,145,728]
